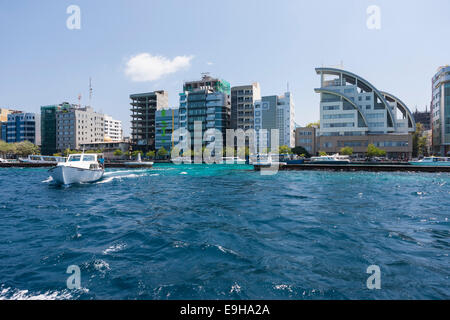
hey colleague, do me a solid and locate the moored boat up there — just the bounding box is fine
[310,154,351,164]
[48,153,104,185]
[19,155,67,164]
[409,157,450,166]
[124,153,154,168]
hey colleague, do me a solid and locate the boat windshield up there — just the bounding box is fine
[68,155,82,162]
[82,155,96,162]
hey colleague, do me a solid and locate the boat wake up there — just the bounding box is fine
[0,287,74,300]
[41,176,53,183]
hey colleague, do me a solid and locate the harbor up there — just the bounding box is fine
[0,164,448,300]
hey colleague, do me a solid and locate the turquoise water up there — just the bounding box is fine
[0,164,449,299]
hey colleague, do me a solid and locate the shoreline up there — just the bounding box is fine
[1,161,450,172]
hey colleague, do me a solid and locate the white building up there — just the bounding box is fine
[277,92,295,148]
[104,115,123,142]
[254,92,295,150]
[56,106,104,151]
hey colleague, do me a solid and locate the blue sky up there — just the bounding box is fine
[1,0,449,135]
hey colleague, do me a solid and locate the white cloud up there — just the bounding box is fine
[125,53,193,82]
[206,62,214,66]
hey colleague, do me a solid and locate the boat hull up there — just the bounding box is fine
[123,162,153,168]
[49,166,104,185]
[310,161,350,165]
[409,162,450,166]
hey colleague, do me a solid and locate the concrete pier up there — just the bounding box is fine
[253,163,450,173]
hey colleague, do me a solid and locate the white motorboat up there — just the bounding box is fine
[409,156,450,166]
[124,153,154,168]
[221,156,246,164]
[249,154,287,166]
[48,153,104,185]
[310,154,351,164]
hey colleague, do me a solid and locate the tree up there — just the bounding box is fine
[306,121,320,128]
[0,141,10,156]
[157,147,168,158]
[278,145,292,155]
[113,149,123,156]
[318,151,327,156]
[14,141,40,157]
[132,150,142,158]
[171,147,180,158]
[224,146,235,157]
[291,146,311,158]
[182,149,191,157]
[146,150,156,159]
[412,123,424,157]
[367,144,386,158]
[340,147,353,156]
[237,146,250,158]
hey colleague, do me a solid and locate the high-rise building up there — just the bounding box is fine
[413,107,431,131]
[253,92,295,150]
[41,103,73,155]
[104,115,123,142]
[56,106,104,151]
[130,90,168,151]
[155,108,179,152]
[315,67,415,159]
[179,75,230,150]
[0,108,21,141]
[295,126,317,155]
[231,83,261,130]
[6,112,41,145]
[431,65,450,155]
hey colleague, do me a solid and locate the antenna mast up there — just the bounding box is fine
[89,77,93,107]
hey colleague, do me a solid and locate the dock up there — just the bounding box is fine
[253,163,450,172]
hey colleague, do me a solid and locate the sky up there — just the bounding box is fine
[1,0,449,136]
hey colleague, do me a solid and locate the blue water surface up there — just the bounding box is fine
[0,164,449,299]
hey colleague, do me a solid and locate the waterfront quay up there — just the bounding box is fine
[254,163,450,172]
[2,161,450,172]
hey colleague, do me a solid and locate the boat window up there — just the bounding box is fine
[69,155,82,162]
[83,155,95,162]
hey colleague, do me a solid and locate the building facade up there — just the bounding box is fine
[104,115,123,142]
[315,68,415,159]
[254,92,295,150]
[231,83,261,130]
[41,103,73,155]
[0,108,20,141]
[79,141,131,159]
[155,108,179,152]
[130,90,168,151]
[295,126,317,155]
[179,75,230,151]
[431,65,450,155]
[6,112,41,145]
[413,107,431,131]
[56,106,104,151]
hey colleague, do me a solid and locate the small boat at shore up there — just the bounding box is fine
[48,153,104,185]
[310,154,351,164]
[409,157,450,166]
[249,154,287,167]
[221,156,246,164]
[124,153,154,168]
[19,155,67,164]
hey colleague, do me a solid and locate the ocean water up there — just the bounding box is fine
[0,164,448,300]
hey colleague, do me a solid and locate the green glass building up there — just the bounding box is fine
[40,103,71,155]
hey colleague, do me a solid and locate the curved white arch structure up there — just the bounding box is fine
[381,91,416,132]
[314,88,369,129]
[316,68,397,131]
